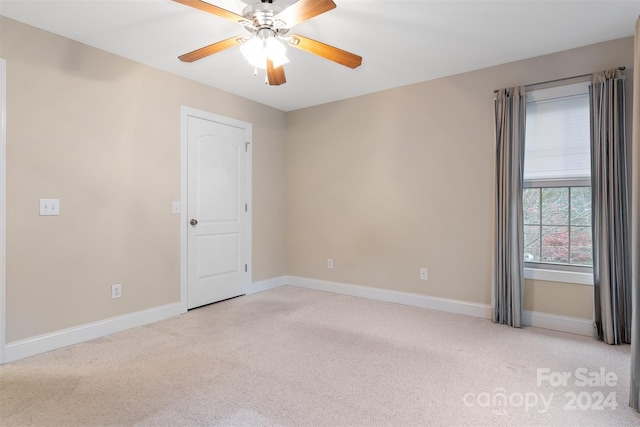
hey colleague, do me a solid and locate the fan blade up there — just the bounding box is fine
[288,35,362,69]
[178,36,242,62]
[267,60,286,86]
[276,0,336,27]
[172,0,244,22]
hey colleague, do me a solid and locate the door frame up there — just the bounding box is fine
[1,58,6,363]
[180,106,252,313]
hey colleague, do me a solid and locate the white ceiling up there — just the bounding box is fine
[1,0,638,111]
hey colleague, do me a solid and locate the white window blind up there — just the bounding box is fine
[524,82,591,181]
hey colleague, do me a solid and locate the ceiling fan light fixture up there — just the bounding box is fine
[240,31,289,70]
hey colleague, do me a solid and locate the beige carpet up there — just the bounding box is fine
[1,285,638,426]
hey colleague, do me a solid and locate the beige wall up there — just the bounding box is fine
[1,17,287,342]
[286,37,634,316]
[524,280,593,319]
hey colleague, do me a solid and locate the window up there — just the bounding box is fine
[523,81,592,272]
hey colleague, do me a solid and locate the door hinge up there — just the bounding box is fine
[245,264,248,272]
[245,203,248,212]
[245,142,250,152]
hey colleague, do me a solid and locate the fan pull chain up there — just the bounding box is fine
[253,67,258,77]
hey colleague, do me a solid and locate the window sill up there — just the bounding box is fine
[524,267,593,285]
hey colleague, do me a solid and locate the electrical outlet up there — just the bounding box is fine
[420,268,428,281]
[327,258,334,269]
[111,284,122,299]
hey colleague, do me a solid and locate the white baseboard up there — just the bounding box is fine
[287,276,593,337]
[287,276,492,319]
[249,276,287,295]
[2,276,594,363]
[3,302,183,363]
[2,275,286,363]
[523,310,593,337]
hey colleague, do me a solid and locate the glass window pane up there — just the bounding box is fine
[570,226,592,265]
[524,225,541,262]
[523,188,540,225]
[541,188,569,225]
[541,226,569,263]
[571,187,591,226]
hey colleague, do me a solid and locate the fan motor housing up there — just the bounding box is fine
[242,3,286,32]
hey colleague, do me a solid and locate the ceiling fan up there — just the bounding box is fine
[173,0,363,86]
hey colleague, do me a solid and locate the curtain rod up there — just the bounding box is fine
[493,66,626,93]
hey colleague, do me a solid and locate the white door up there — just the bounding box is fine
[186,113,250,309]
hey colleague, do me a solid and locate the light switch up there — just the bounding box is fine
[172,201,180,214]
[40,199,60,216]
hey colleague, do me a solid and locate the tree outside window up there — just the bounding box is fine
[523,186,592,266]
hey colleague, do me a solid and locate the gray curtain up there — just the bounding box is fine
[590,69,631,345]
[630,16,640,412]
[493,87,526,327]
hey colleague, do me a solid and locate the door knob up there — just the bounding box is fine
[190,219,198,226]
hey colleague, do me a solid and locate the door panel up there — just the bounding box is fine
[196,137,239,221]
[196,234,238,278]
